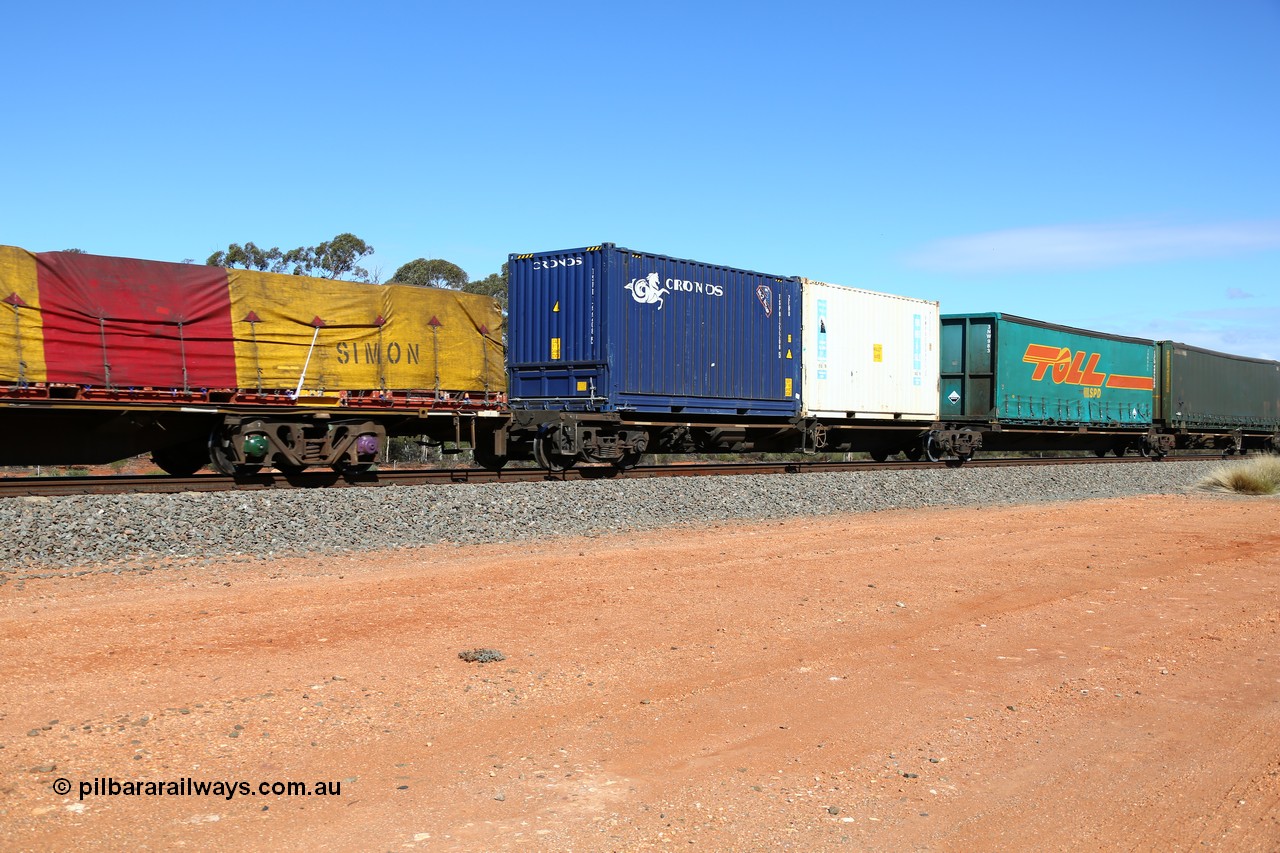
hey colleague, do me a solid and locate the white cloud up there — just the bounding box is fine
[908,220,1280,273]
[1226,287,1254,299]
[1130,306,1280,360]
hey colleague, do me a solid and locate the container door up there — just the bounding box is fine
[507,248,607,402]
[939,316,994,419]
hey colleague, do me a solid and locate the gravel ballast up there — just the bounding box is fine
[1,460,1234,574]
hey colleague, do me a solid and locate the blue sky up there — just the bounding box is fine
[3,1,1277,356]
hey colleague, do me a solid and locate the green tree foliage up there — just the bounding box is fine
[308,233,375,281]
[60,248,87,254]
[462,261,508,313]
[207,242,286,272]
[389,258,469,289]
[390,258,508,313]
[206,233,375,281]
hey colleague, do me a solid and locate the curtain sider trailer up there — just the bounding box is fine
[1156,341,1280,454]
[939,313,1165,457]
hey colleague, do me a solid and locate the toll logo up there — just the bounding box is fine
[1022,344,1153,391]
[625,272,670,310]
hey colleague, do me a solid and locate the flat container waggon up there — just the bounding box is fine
[502,243,803,469]
[0,246,505,475]
[795,278,942,461]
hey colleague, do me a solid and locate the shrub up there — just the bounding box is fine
[1198,456,1280,495]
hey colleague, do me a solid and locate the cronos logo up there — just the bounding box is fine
[624,272,670,309]
[624,272,725,310]
[531,257,583,270]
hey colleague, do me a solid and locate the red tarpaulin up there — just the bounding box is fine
[37,252,238,388]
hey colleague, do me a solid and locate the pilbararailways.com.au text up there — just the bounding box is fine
[54,777,342,801]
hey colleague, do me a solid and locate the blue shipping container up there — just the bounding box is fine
[508,244,801,416]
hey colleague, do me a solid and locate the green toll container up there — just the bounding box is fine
[940,313,1156,426]
[1156,342,1280,431]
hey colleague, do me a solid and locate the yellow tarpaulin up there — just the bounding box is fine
[227,270,504,394]
[0,246,46,384]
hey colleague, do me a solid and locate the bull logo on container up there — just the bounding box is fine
[1022,344,1154,392]
[625,272,670,309]
[756,284,773,317]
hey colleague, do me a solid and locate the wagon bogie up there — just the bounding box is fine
[208,416,385,476]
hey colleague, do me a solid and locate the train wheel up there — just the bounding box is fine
[532,435,576,473]
[869,449,890,463]
[472,444,509,471]
[1094,448,1109,458]
[904,446,923,462]
[614,451,642,471]
[923,433,943,463]
[208,429,266,477]
[1113,445,1128,457]
[150,441,207,477]
[209,434,239,476]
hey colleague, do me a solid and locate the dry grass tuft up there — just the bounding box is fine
[1198,455,1280,495]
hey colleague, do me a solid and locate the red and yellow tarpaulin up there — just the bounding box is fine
[0,246,505,394]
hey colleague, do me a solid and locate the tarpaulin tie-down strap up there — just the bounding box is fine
[178,320,189,392]
[98,316,112,388]
[292,323,323,400]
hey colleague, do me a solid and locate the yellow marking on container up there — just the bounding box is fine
[576,380,588,391]
[553,301,560,313]
[785,349,792,359]
[551,337,561,360]
[787,334,792,343]
[784,377,793,397]
[873,343,883,363]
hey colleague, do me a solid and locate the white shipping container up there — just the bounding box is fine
[800,279,940,420]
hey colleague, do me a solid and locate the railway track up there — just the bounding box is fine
[0,453,1226,498]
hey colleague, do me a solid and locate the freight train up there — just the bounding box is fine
[2,242,1277,476]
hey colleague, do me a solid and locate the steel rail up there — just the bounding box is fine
[0,453,1227,498]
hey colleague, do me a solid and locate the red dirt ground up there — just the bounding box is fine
[1,493,1278,851]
